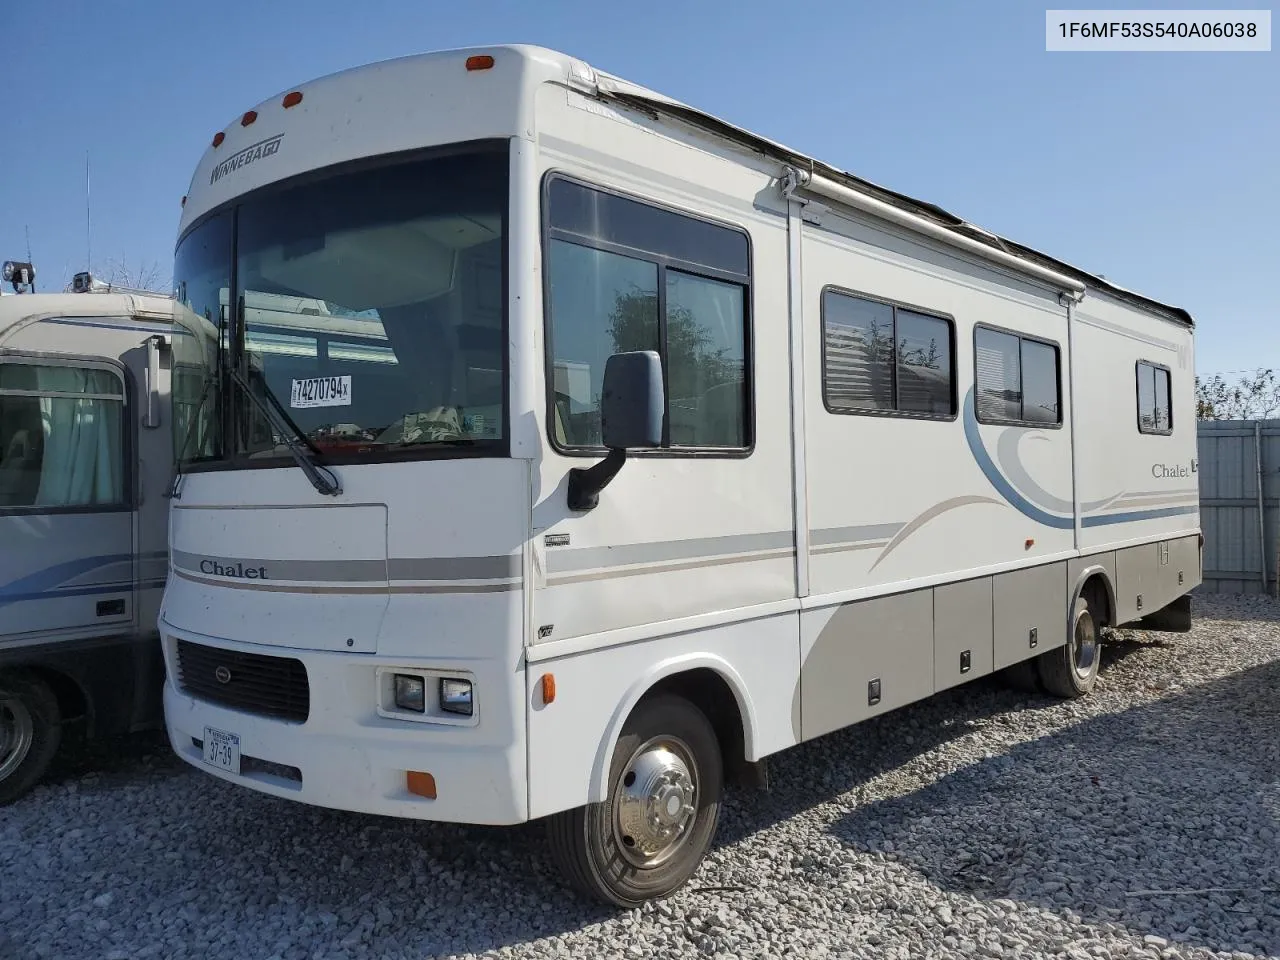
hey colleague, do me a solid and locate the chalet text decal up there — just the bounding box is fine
[1152,460,1197,479]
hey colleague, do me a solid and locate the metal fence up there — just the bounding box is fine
[1197,419,1280,594]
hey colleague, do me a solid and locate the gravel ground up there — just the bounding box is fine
[2,593,1277,960]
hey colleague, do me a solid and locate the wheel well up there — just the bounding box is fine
[644,669,747,783]
[1081,573,1114,628]
[12,666,89,732]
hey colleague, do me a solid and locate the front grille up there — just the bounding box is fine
[176,639,310,723]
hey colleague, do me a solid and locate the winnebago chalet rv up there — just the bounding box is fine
[0,267,173,803]
[161,46,1201,906]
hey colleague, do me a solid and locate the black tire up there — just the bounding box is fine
[1001,659,1042,694]
[546,693,723,907]
[1036,595,1101,698]
[0,671,61,805]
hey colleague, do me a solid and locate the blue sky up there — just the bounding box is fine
[0,0,1274,378]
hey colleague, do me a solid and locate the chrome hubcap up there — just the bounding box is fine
[0,697,34,782]
[612,736,698,868]
[1073,608,1098,679]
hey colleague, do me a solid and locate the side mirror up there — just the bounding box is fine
[600,350,663,450]
[567,351,665,512]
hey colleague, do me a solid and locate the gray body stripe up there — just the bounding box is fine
[546,531,794,574]
[546,548,794,586]
[389,556,520,581]
[810,523,905,547]
[173,569,517,594]
[1103,492,1200,511]
[173,551,518,583]
[811,541,889,556]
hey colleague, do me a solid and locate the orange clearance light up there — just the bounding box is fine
[540,673,556,705]
[1025,538,1035,549]
[282,91,303,108]
[212,131,225,147]
[465,55,495,71]
[406,771,437,799]
[241,110,258,127]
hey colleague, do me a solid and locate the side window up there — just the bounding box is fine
[1137,361,1172,434]
[821,289,955,417]
[544,177,751,451]
[974,327,1061,426]
[0,361,126,510]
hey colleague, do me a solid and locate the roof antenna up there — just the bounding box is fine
[24,225,35,293]
[85,151,92,275]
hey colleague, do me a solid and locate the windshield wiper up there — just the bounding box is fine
[227,365,342,496]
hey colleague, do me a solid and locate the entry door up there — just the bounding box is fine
[0,356,135,643]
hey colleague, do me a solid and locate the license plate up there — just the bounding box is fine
[202,726,241,775]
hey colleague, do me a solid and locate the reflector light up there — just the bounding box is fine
[241,110,258,126]
[406,771,437,799]
[282,91,303,108]
[212,132,225,147]
[465,55,495,71]
[540,673,556,705]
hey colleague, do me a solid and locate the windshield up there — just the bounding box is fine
[171,146,508,467]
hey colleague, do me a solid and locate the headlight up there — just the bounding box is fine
[393,674,425,713]
[439,678,473,716]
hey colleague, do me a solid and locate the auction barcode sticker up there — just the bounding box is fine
[1047,10,1271,50]
[290,376,352,408]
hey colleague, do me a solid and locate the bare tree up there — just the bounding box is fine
[1196,369,1280,421]
[97,257,171,294]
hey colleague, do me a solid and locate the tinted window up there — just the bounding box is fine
[546,179,751,450]
[0,363,125,509]
[547,178,748,277]
[975,328,1060,426]
[822,293,894,412]
[172,211,232,465]
[1137,361,1172,434]
[1021,340,1060,424]
[236,151,508,454]
[548,243,659,447]
[896,310,953,416]
[974,328,1021,421]
[822,291,956,418]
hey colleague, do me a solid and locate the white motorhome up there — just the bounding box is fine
[1,274,174,802]
[161,46,1201,905]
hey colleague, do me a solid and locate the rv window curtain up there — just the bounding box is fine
[0,365,125,509]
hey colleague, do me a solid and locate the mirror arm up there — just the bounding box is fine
[567,448,628,512]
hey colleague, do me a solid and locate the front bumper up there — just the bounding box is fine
[160,623,528,825]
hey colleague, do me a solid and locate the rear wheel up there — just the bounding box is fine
[1036,595,1101,698]
[0,671,61,805]
[546,693,723,907]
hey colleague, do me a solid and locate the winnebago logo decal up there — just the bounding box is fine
[210,134,284,184]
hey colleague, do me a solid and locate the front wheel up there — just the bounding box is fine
[546,693,723,907]
[0,671,61,805]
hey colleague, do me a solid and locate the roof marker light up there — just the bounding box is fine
[465,55,494,71]
[212,132,225,147]
[241,110,258,127]
[181,196,187,207]
[282,91,303,108]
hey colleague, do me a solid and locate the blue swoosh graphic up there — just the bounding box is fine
[962,389,1074,529]
[1082,505,1198,527]
[0,554,168,609]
